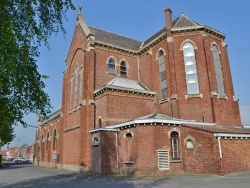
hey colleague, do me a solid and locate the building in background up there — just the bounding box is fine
[33,7,250,176]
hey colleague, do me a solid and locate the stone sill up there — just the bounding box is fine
[159,98,169,104]
[124,161,134,164]
[171,159,183,163]
[185,93,203,99]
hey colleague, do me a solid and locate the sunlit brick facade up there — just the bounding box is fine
[34,8,250,176]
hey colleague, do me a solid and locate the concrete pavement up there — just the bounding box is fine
[1,162,250,188]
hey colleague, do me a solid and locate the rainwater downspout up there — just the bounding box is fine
[115,130,119,174]
[137,57,140,82]
[217,136,223,175]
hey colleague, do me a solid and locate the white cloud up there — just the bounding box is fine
[240,105,250,126]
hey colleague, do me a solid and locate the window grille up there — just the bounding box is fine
[157,150,170,171]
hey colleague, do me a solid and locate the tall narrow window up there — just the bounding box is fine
[108,58,116,74]
[120,61,127,76]
[79,68,84,104]
[158,50,167,99]
[74,66,79,107]
[183,42,199,94]
[46,132,50,152]
[53,129,57,150]
[70,76,74,110]
[212,45,224,95]
[171,132,180,159]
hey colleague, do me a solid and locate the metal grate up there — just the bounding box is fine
[158,150,170,171]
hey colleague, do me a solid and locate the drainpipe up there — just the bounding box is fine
[137,57,140,82]
[115,130,119,174]
[217,137,223,175]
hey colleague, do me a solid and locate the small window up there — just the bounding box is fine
[212,45,224,95]
[70,76,74,110]
[170,132,180,159]
[186,139,194,149]
[120,61,127,76]
[158,150,170,171]
[183,42,199,94]
[92,135,100,146]
[158,50,167,99]
[108,58,116,74]
[79,68,84,104]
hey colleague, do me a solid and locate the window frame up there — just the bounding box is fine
[182,42,199,95]
[108,58,116,74]
[170,131,180,160]
[120,61,127,76]
[212,44,225,95]
[158,50,168,100]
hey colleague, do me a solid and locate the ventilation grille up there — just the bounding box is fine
[158,150,170,171]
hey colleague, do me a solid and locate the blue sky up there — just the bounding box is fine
[3,0,250,149]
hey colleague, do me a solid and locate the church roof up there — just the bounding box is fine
[182,124,250,135]
[89,27,143,52]
[94,77,155,95]
[172,14,199,28]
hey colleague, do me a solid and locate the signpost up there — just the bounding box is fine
[52,150,57,170]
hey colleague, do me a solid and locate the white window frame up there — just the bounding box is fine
[70,76,74,110]
[79,68,84,104]
[108,58,116,74]
[74,66,79,107]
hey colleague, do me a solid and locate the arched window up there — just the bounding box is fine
[120,61,127,76]
[53,129,57,150]
[158,50,167,99]
[46,132,50,152]
[79,67,84,104]
[170,132,180,159]
[126,133,133,161]
[108,58,116,74]
[98,117,102,128]
[212,45,224,95]
[74,65,79,107]
[70,75,74,110]
[183,42,199,94]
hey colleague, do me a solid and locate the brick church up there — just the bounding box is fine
[34,7,250,175]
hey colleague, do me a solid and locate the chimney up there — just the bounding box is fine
[164,8,173,32]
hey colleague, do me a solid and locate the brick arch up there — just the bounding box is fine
[156,48,167,59]
[180,39,198,50]
[106,56,118,66]
[167,127,180,138]
[210,42,221,53]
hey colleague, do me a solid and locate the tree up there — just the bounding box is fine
[0,0,75,146]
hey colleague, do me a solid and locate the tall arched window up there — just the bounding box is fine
[183,42,199,94]
[53,129,57,150]
[46,132,50,152]
[158,50,167,99]
[108,58,116,74]
[170,132,180,159]
[79,67,84,104]
[74,65,79,107]
[126,133,133,161]
[212,45,224,95]
[70,75,74,110]
[120,61,127,76]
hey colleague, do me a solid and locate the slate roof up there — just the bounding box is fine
[182,124,250,134]
[89,27,143,51]
[172,14,200,28]
[94,77,155,95]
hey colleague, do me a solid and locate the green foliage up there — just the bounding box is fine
[0,0,75,145]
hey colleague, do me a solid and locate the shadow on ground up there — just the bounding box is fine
[0,173,170,188]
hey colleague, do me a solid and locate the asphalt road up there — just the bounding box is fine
[1,162,250,188]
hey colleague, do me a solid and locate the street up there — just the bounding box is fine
[1,162,250,188]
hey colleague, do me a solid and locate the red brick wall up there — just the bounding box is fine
[221,139,250,174]
[181,126,220,174]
